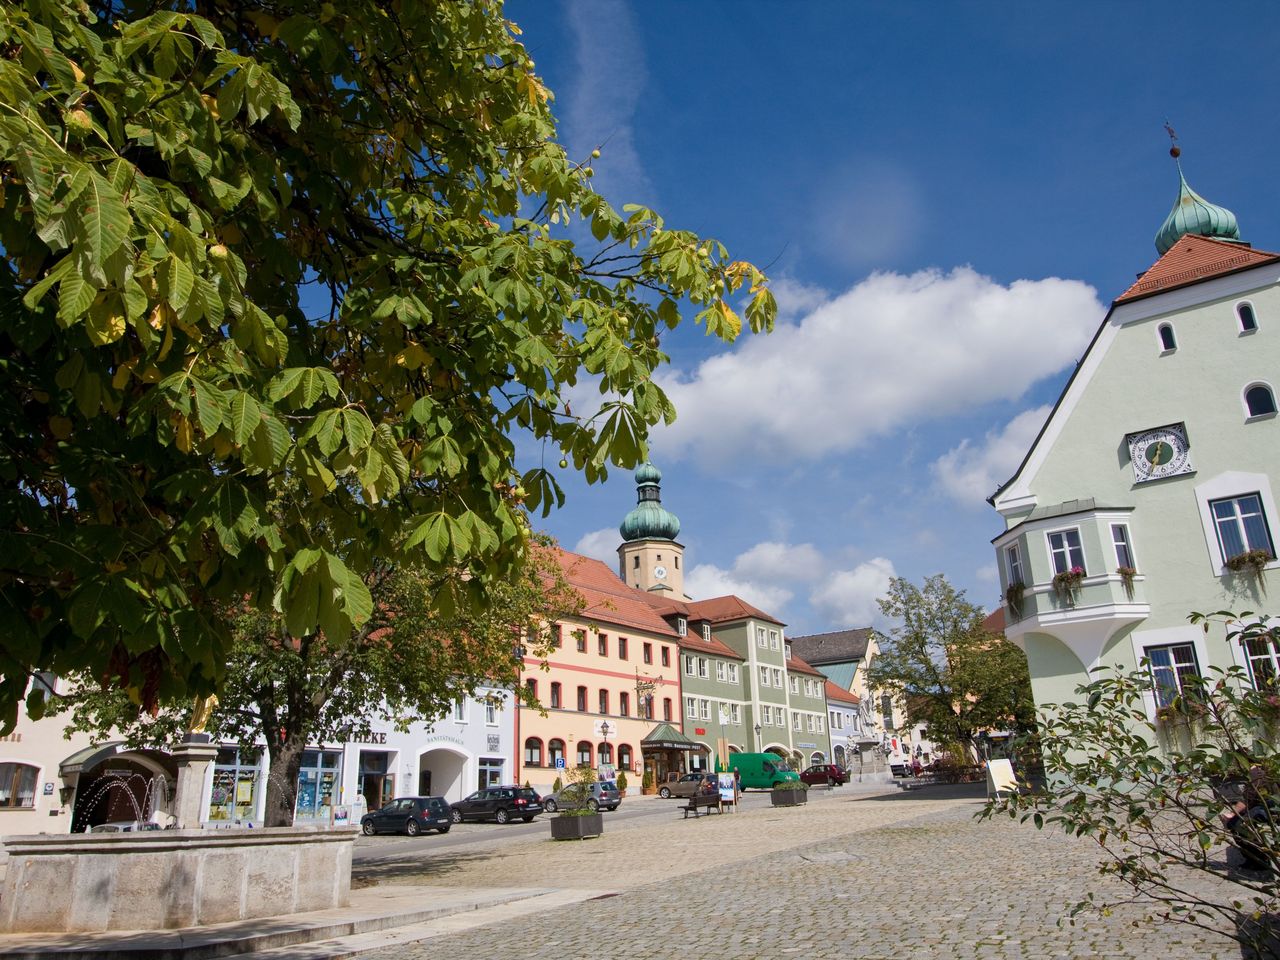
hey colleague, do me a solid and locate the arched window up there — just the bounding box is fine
[1246,384,1277,418]
[1158,323,1177,352]
[810,751,825,765]
[617,744,633,770]
[0,763,38,808]
[523,737,543,766]
[834,745,846,767]
[598,742,613,766]
[576,741,593,767]
[548,739,565,767]
[1238,302,1259,332]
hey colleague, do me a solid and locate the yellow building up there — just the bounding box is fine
[516,548,687,792]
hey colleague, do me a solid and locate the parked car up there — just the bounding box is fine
[361,796,451,836]
[800,763,849,786]
[542,780,621,813]
[657,772,716,799]
[450,785,543,824]
[89,820,162,833]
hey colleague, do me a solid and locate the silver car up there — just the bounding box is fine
[542,780,621,812]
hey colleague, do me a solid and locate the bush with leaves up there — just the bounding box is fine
[0,0,775,729]
[983,611,1280,955]
[556,764,597,817]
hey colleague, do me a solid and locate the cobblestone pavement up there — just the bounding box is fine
[354,788,1247,959]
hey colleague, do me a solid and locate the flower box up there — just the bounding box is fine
[770,786,808,807]
[549,812,604,840]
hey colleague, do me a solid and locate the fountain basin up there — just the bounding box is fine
[0,825,355,933]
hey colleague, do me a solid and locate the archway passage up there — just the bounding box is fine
[69,753,176,832]
[418,748,467,802]
[834,745,847,767]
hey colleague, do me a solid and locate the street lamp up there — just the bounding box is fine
[599,720,611,773]
[754,723,762,751]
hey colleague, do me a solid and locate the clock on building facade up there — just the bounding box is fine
[1126,423,1193,483]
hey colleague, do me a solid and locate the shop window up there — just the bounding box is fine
[618,744,633,770]
[210,747,261,822]
[295,749,342,822]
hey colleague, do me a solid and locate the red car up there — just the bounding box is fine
[800,763,848,786]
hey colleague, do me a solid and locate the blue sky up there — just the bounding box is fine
[505,1,1280,634]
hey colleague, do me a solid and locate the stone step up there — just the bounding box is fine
[0,887,552,960]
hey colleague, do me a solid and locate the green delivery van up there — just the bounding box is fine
[728,753,801,790]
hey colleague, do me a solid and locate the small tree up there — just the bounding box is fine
[983,611,1280,956]
[867,575,1036,758]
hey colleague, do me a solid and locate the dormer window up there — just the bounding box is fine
[1238,301,1259,333]
[1158,323,1177,352]
[701,623,710,641]
[676,617,687,636]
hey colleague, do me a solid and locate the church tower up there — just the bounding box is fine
[617,462,686,598]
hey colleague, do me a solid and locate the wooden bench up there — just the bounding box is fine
[681,794,722,818]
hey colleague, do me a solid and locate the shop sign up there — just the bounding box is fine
[362,733,387,745]
[486,735,500,751]
[694,728,706,735]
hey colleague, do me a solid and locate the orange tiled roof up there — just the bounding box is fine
[786,653,825,677]
[677,631,743,661]
[685,594,784,626]
[824,679,861,705]
[1115,235,1280,304]
[982,608,1006,634]
[548,548,678,637]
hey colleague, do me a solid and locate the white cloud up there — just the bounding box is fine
[930,405,1052,506]
[770,276,829,320]
[809,558,897,628]
[573,527,620,567]
[976,563,999,584]
[685,563,794,614]
[563,2,653,204]
[650,267,1101,466]
[731,541,824,583]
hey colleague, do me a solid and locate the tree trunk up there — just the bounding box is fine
[263,733,305,827]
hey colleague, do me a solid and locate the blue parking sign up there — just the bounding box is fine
[555,757,566,769]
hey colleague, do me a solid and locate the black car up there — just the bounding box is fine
[361,796,451,836]
[450,785,544,824]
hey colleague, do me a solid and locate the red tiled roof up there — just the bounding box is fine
[786,653,824,677]
[685,594,784,626]
[1115,235,1280,304]
[547,548,678,637]
[824,679,860,705]
[982,608,1006,634]
[677,632,743,661]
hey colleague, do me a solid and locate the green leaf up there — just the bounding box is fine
[57,272,97,326]
[228,392,261,446]
[74,173,131,269]
[341,409,374,454]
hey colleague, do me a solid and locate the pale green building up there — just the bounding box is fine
[991,156,1280,723]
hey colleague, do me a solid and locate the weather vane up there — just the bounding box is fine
[1164,120,1181,159]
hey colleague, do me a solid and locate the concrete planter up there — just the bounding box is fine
[1,825,356,933]
[770,787,808,807]
[549,813,604,840]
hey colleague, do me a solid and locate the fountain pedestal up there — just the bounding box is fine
[171,733,218,828]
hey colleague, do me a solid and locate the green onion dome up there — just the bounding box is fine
[619,462,681,542]
[1155,162,1241,256]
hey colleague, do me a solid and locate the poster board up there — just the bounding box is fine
[717,773,736,803]
[986,758,1018,797]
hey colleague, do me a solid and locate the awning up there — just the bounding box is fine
[59,743,177,779]
[641,723,698,752]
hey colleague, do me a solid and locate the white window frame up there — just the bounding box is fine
[686,696,697,719]
[697,657,709,679]
[762,710,772,727]
[1237,299,1259,334]
[702,623,711,641]
[684,655,696,677]
[677,617,687,637]
[485,701,498,726]
[1128,624,1214,720]
[789,676,800,694]
[699,699,710,721]
[1243,381,1278,421]
[792,712,802,732]
[769,630,780,651]
[817,715,825,733]
[1046,527,1086,576]
[1194,472,1279,574]
[771,668,782,687]
[775,706,785,725]
[1111,523,1135,571]
[1005,543,1024,585]
[727,663,739,684]
[453,700,467,722]
[757,626,768,648]
[759,666,769,687]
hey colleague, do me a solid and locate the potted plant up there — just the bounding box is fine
[616,770,628,797]
[1116,565,1137,601]
[1004,580,1025,620]
[549,766,604,841]
[1052,566,1085,606]
[1226,548,1273,593]
[770,781,808,807]
[640,771,656,795]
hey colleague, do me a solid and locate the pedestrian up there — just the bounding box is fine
[911,756,922,777]
[733,766,741,794]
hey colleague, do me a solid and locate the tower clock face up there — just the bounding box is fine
[1127,424,1192,483]
[653,565,668,580]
